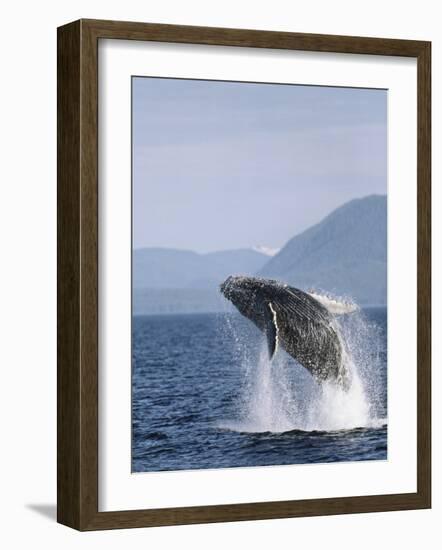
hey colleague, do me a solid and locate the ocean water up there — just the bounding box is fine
[132,307,387,472]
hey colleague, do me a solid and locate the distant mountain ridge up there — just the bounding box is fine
[133,247,268,289]
[133,195,387,314]
[259,195,387,305]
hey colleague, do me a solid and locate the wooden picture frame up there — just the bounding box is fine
[57,18,431,531]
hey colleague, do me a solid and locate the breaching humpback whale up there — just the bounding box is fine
[220,276,355,387]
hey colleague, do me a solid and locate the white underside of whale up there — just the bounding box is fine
[308,292,359,315]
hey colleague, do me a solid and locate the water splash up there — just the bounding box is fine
[219,307,386,434]
[220,347,298,433]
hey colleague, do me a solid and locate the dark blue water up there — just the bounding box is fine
[132,308,387,472]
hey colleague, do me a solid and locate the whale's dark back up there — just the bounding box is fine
[220,276,346,385]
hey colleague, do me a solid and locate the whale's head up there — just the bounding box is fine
[220,275,282,323]
[220,275,257,306]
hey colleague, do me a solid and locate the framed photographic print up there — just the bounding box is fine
[57,19,431,530]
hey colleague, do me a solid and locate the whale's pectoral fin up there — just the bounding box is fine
[264,302,278,360]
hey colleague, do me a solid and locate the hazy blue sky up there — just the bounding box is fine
[133,77,387,253]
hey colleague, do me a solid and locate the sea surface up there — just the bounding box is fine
[132,307,387,472]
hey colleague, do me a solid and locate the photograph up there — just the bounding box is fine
[131,76,388,473]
